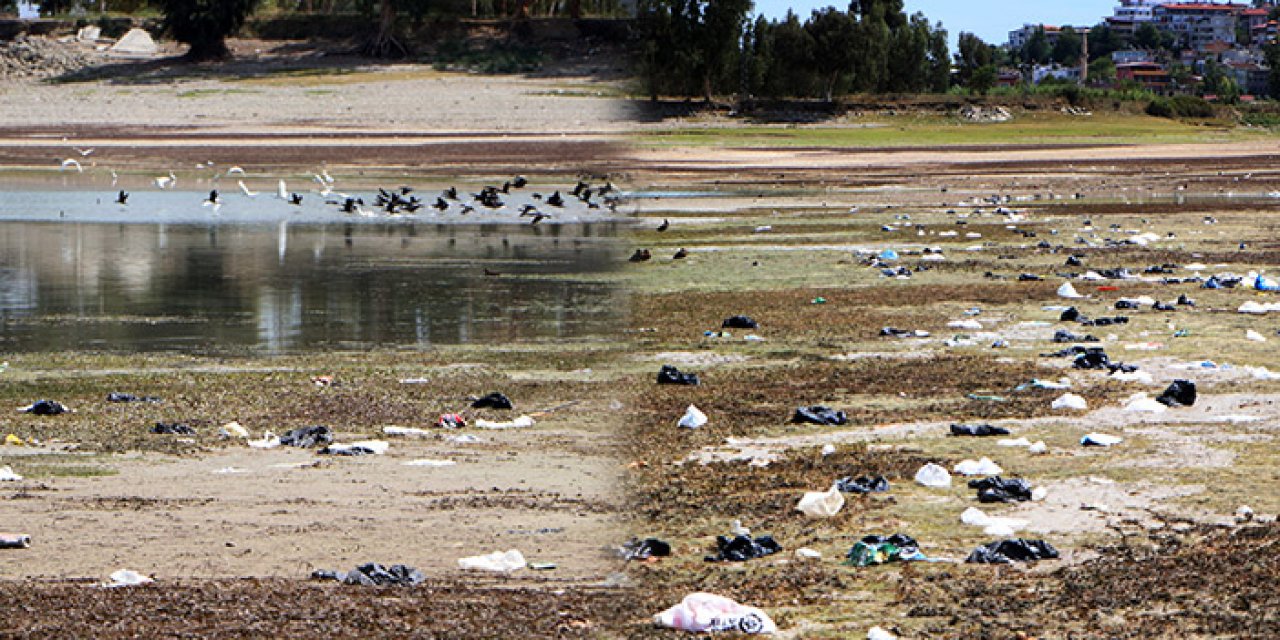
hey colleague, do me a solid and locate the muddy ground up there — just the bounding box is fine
[1,44,1280,638]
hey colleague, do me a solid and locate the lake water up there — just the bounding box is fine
[0,218,622,354]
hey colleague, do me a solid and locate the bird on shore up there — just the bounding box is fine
[276,180,289,200]
[434,197,449,211]
[154,171,177,189]
[657,219,669,232]
[289,193,304,206]
[673,248,688,260]
[115,190,129,205]
[629,249,652,262]
[73,147,94,157]
[60,158,83,173]
[512,175,528,189]
[203,190,222,213]
[443,187,458,200]
[546,191,565,207]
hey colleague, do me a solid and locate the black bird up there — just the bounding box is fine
[501,182,511,194]
[530,212,550,225]
[657,219,669,232]
[629,249,652,262]
[571,181,588,197]
[400,186,414,195]
[512,175,528,189]
[205,189,220,204]
[579,188,594,202]
[532,193,543,201]
[116,190,129,205]
[673,248,688,260]
[460,204,475,215]
[483,268,501,277]
[444,187,458,200]
[341,198,359,214]
[519,204,539,216]
[289,193,303,206]
[547,191,565,207]
[434,197,449,211]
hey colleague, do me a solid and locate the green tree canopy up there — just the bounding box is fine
[159,0,258,61]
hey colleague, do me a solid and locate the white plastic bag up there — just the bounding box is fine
[654,592,777,634]
[458,549,526,573]
[914,463,951,488]
[0,466,22,482]
[1124,395,1167,413]
[796,482,845,518]
[475,415,536,430]
[106,569,153,587]
[678,405,708,429]
[1057,282,1083,299]
[383,426,433,438]
[1051,393,1088,411]
[954,457,1002,476]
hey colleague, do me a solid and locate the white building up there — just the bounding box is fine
[1107,0,1163,37]
[1152,3,1245,51]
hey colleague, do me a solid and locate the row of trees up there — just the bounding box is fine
[635,1,949,101]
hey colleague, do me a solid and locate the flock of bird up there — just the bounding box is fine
[57,151,621,224]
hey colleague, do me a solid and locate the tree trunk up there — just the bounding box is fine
[568,0,581,19]
[516,0,530,18]
[363,0,408,58]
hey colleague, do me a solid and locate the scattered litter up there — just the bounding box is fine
[383,426,433,438]
[722,315,759,329]
[106,569,153,587]
[960,507,1028,535]
[821,443,836,456]
[248,431,281,449]
[997,437,1030,447]
[436,414,467,429]
[969,476,1033,503]
[706,533,782,562]
[150,423,196,436]
[678,405,708,429]
[1110,370,1155,384]
[966,539,1059,564]
[954,458,1002,476]
[948,319,983,330]
[446,433,483,444]
[279,425,333,448]
[312,563,425,586]
[17,400,68,416]
[219,422,249,439]
[0,466,22,482]
[0,533,30,549]
[915,463,952,488]
[458,549,526,573]
[4,434,24,446]
[797,482,846,518]
[846,533,925,567]
[1081,433,1123,447]
[1124,395,1168,413]
[1051,393,1088,411]
[471,392,513,410]
[795,548,822,560]
[475,415,536,430]
[837,475,889,494]
[106,392,161,403]
[951,423,1010,437]
[790,405,848,426]
[657,365,700,386]
[319,440,389,456]
[1236,505,1255,523]
[399,377,431,385]
[1028,441,1048,454]
[880,327,930,338]
[529,562,557,571]
[1057,282,1083,299]
[403,459,456,467]
[622,538,672,561]
[654,592,777,635]
[868,627,898,640]
[1156,379,1197,407]
[212,467,247,474]
[1247,330,1268,342]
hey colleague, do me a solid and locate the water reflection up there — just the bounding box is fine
[0,221,621,354]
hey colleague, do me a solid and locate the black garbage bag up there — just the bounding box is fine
[705,534,782,562]
[880,327,914,338]
[622,537,672,561]
[150,422,196,435]
[471,392,513,410]
[1082,316,1129,327]
[319,443,382,456]
[966,539,1060,564]
[722,315,759,329]
[107,392,161,403]
[791,406,848,426]
[657,365,700,386]
[861,533,918,550]
[837,475,890,494]
[1073,349,1111,370]
[312,563,425,587]
[279,425,333,448]
[950,424,1011,437]
[1156,379,1197,407]
[1115,300,1140,310]
[1059,307,1083,322]
[1153,302,1177,312]
[1177,294,1196,307]
[21,400,69,416]
[969,476,1033,503]
[1053,329,1097,344]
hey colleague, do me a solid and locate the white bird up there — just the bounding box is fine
[60,158,83,172]
[226,166,246,176]
[238,180,258,198]
[276,180,288,200]
[110,170,118,187]
[317,182,333,197]
[154,171,177,189]
[322,170,334,184]
[73,147,94,157]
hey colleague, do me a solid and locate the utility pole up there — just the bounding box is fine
[1080,28,1089,85]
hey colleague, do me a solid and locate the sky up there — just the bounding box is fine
[754,0,1119,47]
